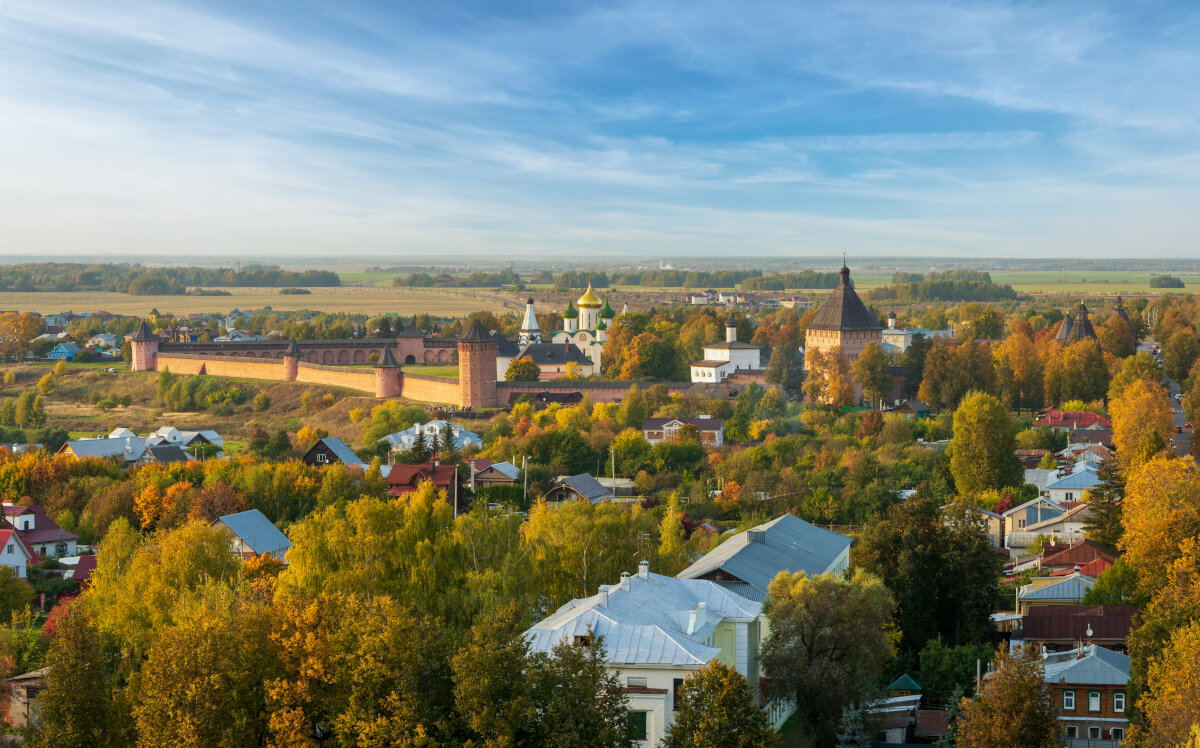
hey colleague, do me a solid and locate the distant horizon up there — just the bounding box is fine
[2,2,1199,258]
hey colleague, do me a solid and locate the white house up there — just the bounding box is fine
[1045,461,1102,504]
[1006,503,1094,552]
[525,561,792,746]
[2,504,79,558]
[642,416,725,447]
[0,529,32,578]
[689,316,762,383]
[383,420,483,453]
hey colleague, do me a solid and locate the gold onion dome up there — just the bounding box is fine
[577,283,603,309]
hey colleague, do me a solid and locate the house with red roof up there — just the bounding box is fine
[1040,539,1118,574]
[0,529,33,578]
[1034,411,1112,431]
[386,458,459,498]
[2,504,79,558]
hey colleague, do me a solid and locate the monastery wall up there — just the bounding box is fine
[296,363,377,394]
[156,353,289,381]
[401,373,462,406]
[497,381,691,404]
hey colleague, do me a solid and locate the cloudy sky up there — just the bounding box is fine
[1,1,1197,260]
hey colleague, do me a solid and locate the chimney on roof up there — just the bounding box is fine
[638,560,649,579]
[620,571,631,590]
[686,601,708,636]
[598,587,608,607]
[432,458,440,468]
[748,529,765,544]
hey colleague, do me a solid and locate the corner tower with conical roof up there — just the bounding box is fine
[458,320,498,408]
[804,262,883,369]
[130,320,160,371]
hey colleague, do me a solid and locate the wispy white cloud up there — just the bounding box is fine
[0,0,1198,258]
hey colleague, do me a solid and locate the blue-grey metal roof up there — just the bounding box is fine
[526,570,761,667]
[62,437,148,461]
[316,437,366,469]
[488,461,520,480]
[214,509,292,556]
[556,473,614,503]
[1019,573,1095,602]
[676,514,852,594]
[1042,645,1130,686]
[1045,462,1102,491]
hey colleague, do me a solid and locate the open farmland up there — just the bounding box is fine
[0,286,512,317]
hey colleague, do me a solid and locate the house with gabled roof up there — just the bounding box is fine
[212,509,291,560]
[676,514,852,601]
[1045,461,1102,504]
[386,458,458,498]
[546,473,615,505]
[1039,539,1118,574]
[1018,572,1096,615]
[3,504,79,558]
[642,416,725,447]
[525,560,791,745]
[300,437,366,470]
[1008,502,1095,552]
[1034,411,1112,431]
[1042,645,1130,743]
[0,528,33,578]
[58,436,149,465]
[1002,496,1064,549]
[1015,605,1135,653]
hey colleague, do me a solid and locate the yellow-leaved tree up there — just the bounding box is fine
[1110,378,1175,472]
[1135,619,1200,747]
[802,346,855,406]
[1120,455,1200,592]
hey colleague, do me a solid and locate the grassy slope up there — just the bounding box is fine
[0,363,388,451]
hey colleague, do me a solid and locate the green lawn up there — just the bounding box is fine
[403,365,459,379]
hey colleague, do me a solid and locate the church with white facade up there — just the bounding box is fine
[689,315,763,383]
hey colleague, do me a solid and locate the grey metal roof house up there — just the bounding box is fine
[676,514,852,600]
[547,473,615,504]
[213,509,292,560]
[1042,645,1130,687]
[300,437,367,470]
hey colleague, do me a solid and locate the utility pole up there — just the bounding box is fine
[522,454,528,507]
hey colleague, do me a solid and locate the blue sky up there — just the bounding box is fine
[1,1,1198,260]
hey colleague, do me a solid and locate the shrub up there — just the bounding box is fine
[251,392,271,412]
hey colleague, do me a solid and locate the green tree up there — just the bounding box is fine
[657,495,689,576]
[949,392,1022,495]
[954,644,1059,748]
[452,603,537,748]
[764,346,803,392]
[1083,459,1124,546]
[1082,557,1139,605]
[1165,328,1200,383]
[527,637,636,748]
[26,608,122,748]
[761,569,894,744]
[855,496,1002,652]
[505,358,540,382]
[918,638,993,703]
[251,392,271,412]
[662,660,778,748]
[852,342,893,407]
[834,707,870,747]
[0,567,32,622]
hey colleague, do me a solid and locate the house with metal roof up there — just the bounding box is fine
[382,420,482,453]
[300,437,366,470]
[676,514,852,601]
[57,436,149,464]
[525,560,791,745]
[212,509,292,560]
[688,315,762,384]
[1041,645,1130,743]
[1045,461,1102,504]
[546,473,615,505]
[1002,497,1065,549]
[1017,572,1096,615]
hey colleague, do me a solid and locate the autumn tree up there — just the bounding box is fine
[1164,327,1200,383]
[663,660,778,748]
[1043,339,1108,405]
[0,313,41,358]
[949,392,1022,495]
[918,339,996,412]
[1110,378,1175,472]
[452,603,537,748]
[954,644,1059,748]
[1135,616,1200,745]
[765,346,804,392]
[1107,351,1162,402]
[761,569,894,744]
[993,333,1043,414]
[1098,312,1136,359]
[1120,455,1200,592]
[505,358,540,382]
[26,608,122,748]
[803,347,855,406]
[852,342,892,407]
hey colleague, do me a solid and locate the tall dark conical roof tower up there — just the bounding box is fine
[807,263,882,331]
